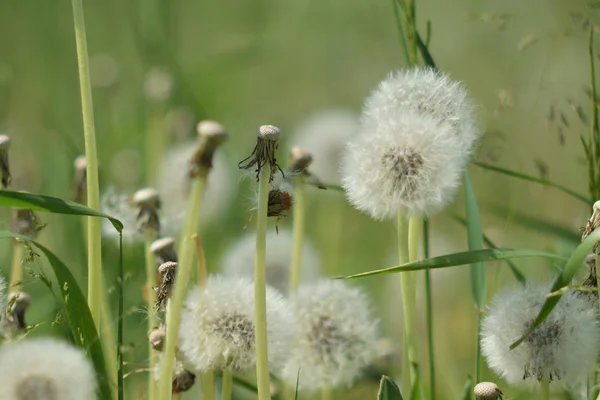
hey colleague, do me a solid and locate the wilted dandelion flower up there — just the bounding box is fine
[0,338,97,400]
[178,275,292,372]
[481,284,599,386]
[221,229,320,294]
[291,109,359,183]
[281,280,378,391]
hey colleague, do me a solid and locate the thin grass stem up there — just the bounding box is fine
[289,175,306,292]
[221,369,233,400]
[145,235,158,400]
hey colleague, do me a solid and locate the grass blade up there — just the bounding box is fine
[342,248,566,279]
[473,161,593,205]
[416,31,437,69]
[378,375,404,400]
[0,231,112,400]
[117,234,124,400]
[464,170,486,309]
[510,228,600,350]
[232,375,258,393]
[0,190,123,232]
[458,376,473,400]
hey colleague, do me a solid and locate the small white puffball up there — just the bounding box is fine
[281,280,378,391]
[221,229,321,294]
[178,275,292,373]
[481,284,600,386]
[0,338,97,400]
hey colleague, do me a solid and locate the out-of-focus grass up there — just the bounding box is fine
[0,0,597,398]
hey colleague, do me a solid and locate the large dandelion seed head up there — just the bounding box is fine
[179,276,292,373]
[281,280,378,391]
[221,229,320,294]
[0,338,97,400]
[341,112,467,219]
[481,284,600,386]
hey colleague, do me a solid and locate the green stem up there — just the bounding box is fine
[423,219,435,400]
[71,0,103,327]
[289,176,305,292]
[407,215,421,386]
[9,242,22,293]
[201,371,215,400]
[157,177,207,399]
[221,369,233,400]
[145,235,158,400]
[589,25,600,200]
[321,386,332,400]
[255,166,272,400]
[540,380,550,400]
[475,312,482,383]
[407,0,418,64]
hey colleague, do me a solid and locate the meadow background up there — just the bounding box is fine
[0,0,597,398]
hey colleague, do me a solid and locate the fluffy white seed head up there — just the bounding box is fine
[342,112,468,218]
[179,276,292,373]
[481,284,600,386]
[363,68,480,151]
[291,109,359,183]
[0,338,97,400]
[281,280,378,391]
[221,229,320,294]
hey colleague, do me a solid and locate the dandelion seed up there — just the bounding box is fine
[155,261,177,310]
[474,382,503,400]
[221,229,320,294]
[150,237,178,265]
[71,155,87,204]
[481,284,600,386]
[238,125,283,182]
[178,275,292,372]
[132,187,161,235]
[281,280,378,391]
[0,338,97,400]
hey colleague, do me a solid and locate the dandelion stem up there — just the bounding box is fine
[9,241,22,292]
[423,218,435,400]
[70,0,103,328]
[540,380,550,400]
[157,176,207,400]
[221,369,233,400]
[321,386,332,400]
[407,215,421,386]
[290,175,306,292]
[145,235,158,400]
[255,165,272,400]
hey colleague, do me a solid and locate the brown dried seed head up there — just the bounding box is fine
[196,120,228,141]
[258,125,281,141]
[158,261,178,276]
[289,146,313,172]
[149,327,166,351]
[133,187,160,207]
[473,382,503,400]
[0,134,10,150]
[172,369,196,393]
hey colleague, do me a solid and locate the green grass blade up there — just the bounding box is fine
[232,375,258,393]
[0,190,123,232]
[390,0,411,65]
[458,376,473,400]
[0,231,112,400]
[342,249,566,279]
[117,234,124,400]
[464,170,486,310]
[472,161,593,205]
[416,31,437,69]
[509,228,600,350]
[294,370,300,400]
[378,376,404,400]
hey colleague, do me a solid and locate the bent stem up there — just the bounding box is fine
[145,235,158,400]
[157,176,207,399]
[289,175,306,292]
[255,165,272,400]
[221,369,233,400]
[9,241,22,293]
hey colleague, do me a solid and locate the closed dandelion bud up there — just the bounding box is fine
[0,338,97,399]
[150,237,178,265]
[149,326,166,352]
[238,125,282,182]
[221,229,320,294]
[282,280,378,391]
[12,208,40,238]
[474,382,503,400]
[0,134,11,188]
[156,261,177,310]
[481,284,600,386]
[172,368,196,393]
[289,146,313,174]
[8,291,31,331]
[133,187,161,235]
[189,120,228,178]
[178,276,292,372]
[71,155,87,204]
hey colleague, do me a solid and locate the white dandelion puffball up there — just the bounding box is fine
[0,338,97,400]
[179,275,292,373]
[363,68,479,151]
[291,109,359,183]
[158,142,233,236]
[100,186,141,243]
[221,229,320,294]
[481,284,600,386]
[282,280,378,391]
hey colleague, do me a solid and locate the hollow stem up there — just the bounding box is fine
[423,219,435,400]
[145,235,158,400]
[9,241,22,293]
[407,215,421,384]
[541,380,550,400]
[221,369,233,400]
[71,0,103,327]
[157,176,207,399]
[255,165,272,400]
[289,175,306,292]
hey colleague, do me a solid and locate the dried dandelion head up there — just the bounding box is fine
[132,187,161,235]
[0,134,11,188]
[155,261,177,310]
[238,125,283,182]
[289,146,313,174]
[149,325,166,352]
[12,209,40,239]
[0,338,97,400]
[281,280,378,391]
[189,120,229,178]
[150,237,178,265]
[474,382,503,400]
[178,275,292,372]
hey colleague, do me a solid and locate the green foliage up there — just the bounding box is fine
[377,376,404,400]
[464,170,486,310]
[458,377,472,400]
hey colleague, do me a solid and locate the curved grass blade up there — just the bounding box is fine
[464,171,486,310]
[0,231,112,400]
[232,375,258,393]
[472,161,593,205]
[0,190,123,232]
[416,31,436,69]
[509,228,600,350]
[342,249,566,279]
[378,376,404,400]
[458,376,473,400]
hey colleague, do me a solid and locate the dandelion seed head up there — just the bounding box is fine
[481,284,600,386]
[474,382,503,400]
[289,146,313,173]
[150,237,178,264]
[179,275,292,372]
[281,280,378,391]
[0,338,97,400]
[221,229,320,294]
[341,112,467,218]
[133,187,160,208]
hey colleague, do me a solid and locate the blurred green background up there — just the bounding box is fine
[0,0,598,398]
